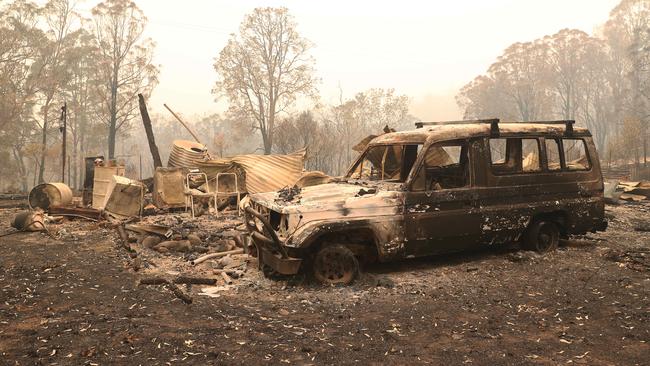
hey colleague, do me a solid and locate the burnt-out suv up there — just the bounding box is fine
[244,119,607,284]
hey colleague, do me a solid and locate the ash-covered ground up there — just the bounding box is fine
[0,201,648,365]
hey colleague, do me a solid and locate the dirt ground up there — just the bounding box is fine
[0,201,648,365]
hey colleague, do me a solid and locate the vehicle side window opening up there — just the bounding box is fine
[563,138,590,170]
[412,141,469,191]
[489,138,518,171]
[489,137,541,174]
[522,139,541,172]
[545,138,562,171]
[349,144,421,182]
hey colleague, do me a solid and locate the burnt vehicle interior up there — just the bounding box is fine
[489,137,590,174]
[412,141,469,190]
[347,142,468,188]
[347,126,594,191]
[348,144,419,182]
[490,138,542,173]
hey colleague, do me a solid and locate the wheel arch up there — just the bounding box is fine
[301,222,381,263]
[530,210,569,236]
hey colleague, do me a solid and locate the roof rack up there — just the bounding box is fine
[528,120,575,134]
[414,118,575,135]
[415,118,500,135]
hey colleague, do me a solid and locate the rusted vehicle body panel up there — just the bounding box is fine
[245,120,607,280]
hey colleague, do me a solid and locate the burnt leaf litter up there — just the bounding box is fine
[0,199,648,365]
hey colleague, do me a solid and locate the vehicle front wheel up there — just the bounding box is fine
[312,244,359,285]
[524,220,560,253]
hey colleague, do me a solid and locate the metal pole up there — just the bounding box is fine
[163,103,203,145]
[60,103,67,183]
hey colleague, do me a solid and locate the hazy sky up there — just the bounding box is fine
[77,0,620,121]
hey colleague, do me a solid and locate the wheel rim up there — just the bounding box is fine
[314,248,356,284]
[537,224,556,252]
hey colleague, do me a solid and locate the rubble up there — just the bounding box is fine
[141,235,162,248]
[197,148,306,194]
[192,249,244,265]
[126,223,173,238]
[48,206,103,221]
[102,176,145,219]
[605,180,650,203]
[104,209,253,292]
[10,210,45,232]
[152,167,186,209]
[276,186,301,202]
[92,164,125,209]
[153,239,192,253]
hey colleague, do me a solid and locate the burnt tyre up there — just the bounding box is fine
[312,244,359,285]
[261,263,279,278]
[524,220,560,253]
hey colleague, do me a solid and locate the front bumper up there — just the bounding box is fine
[244,206,302,275]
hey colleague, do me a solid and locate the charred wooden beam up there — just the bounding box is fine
[138,94,163,168]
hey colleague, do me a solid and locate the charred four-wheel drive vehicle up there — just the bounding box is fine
[245,119,607,284]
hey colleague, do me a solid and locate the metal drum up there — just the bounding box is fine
[28,182,73,210]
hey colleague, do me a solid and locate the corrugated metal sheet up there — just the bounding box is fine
[197,149,306,194]
[168,140,208,168]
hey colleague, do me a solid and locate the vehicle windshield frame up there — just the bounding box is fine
[345,143,423,182]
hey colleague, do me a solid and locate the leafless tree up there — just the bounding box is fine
[458,27,625,153]
[91,0,158,159]
[213,7,318,154]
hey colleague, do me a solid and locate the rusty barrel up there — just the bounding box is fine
[28,182,73,210]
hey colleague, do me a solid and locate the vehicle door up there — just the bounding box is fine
[404,139,482,257]
[478,136,547,244]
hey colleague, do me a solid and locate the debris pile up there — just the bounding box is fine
[0,101,332,301]
[276,186,301,203]
[10,210,46,232]
[112,210,253,302]
[604,180,650,203]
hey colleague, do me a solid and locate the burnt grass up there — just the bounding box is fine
[0,201,648,365]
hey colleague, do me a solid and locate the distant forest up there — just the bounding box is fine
[1,0,649,191]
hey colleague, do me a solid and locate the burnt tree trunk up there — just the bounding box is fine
[643,127,648,168]
[138,94,162,168]
[38,102,50,184]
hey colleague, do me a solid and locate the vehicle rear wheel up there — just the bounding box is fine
[524,220,559,253]
[312,244,359,285]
